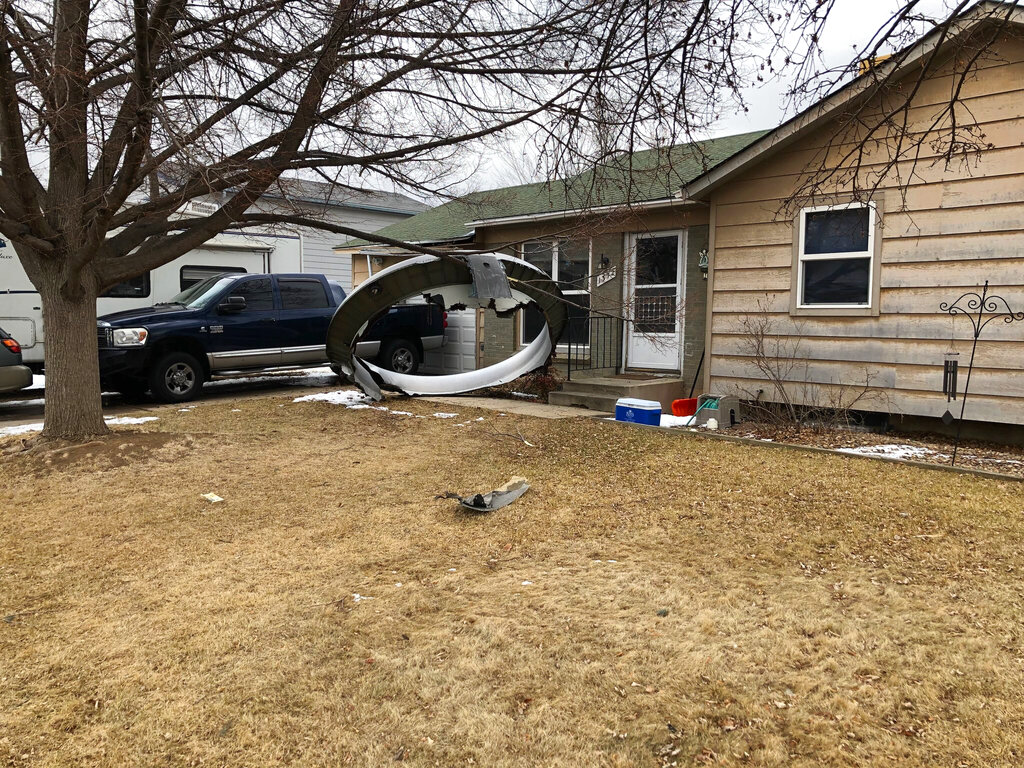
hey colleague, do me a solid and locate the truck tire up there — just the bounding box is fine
[380,338,420,374]
[149,351,205,403]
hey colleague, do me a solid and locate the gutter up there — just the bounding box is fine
[464,196,700,228]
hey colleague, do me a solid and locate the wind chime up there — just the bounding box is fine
[939,281,1024,466]
[942,324,958,403]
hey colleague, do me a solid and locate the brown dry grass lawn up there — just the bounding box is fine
[2,392,1024,767]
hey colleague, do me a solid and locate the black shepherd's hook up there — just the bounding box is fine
[939,281,1024,466]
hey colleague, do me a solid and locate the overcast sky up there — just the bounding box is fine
[469,0,959,191]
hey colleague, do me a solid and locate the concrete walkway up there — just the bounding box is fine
[417,395,606,419]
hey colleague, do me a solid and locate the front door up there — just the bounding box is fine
[625,231,684,371]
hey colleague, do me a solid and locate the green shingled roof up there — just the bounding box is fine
[341,130,767,248]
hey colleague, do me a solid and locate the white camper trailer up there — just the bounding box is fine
[0,228,304,367]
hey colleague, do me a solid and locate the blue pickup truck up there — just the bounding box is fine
[97,273,445,402]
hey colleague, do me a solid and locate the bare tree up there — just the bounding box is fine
[0,0,783,440]
[0,0,1012,440]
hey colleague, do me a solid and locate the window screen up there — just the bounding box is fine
[799,205,873,307]
[522,295,591,345]
[804,207,869,254]
[802,259,870,305]
[279,278,329,310]
[521,241,554,276]
[557,240,589,290]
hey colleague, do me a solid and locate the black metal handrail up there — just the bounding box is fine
[561,314,622,380]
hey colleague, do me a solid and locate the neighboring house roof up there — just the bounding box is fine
[682,0,1024,200]
[261,176,428,216]
[340,130,767,248]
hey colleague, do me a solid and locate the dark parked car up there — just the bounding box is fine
[97,273,446,402]
[0,326,33,394]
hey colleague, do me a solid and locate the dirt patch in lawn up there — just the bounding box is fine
[3,430,223,474]
[2,390,1024,767]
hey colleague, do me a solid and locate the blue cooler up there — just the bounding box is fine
[614,397,662,426]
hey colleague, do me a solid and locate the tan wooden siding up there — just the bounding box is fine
[707,34,1024,426]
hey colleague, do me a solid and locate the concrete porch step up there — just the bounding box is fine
[553,374,691,412]
[548,390,621,412]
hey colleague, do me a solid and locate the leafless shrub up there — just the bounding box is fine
[736,304,887,432]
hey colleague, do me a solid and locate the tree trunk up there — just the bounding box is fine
[38,280,109,441]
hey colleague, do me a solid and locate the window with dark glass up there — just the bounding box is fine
[102,272,151,299]
[232,277,275,310]
[180,265,246,290]
[799,205,873,307]
[518,240,591,347]
[279,278,329,310]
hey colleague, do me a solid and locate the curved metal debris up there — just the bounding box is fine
[326,253,567,399]
[437,476,531,512]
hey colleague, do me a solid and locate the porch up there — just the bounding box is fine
[548,372,691,413]
[547,314,695,412]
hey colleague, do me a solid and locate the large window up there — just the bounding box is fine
[520,240,591,347]
[797,203,874,307]
[102,272,151,299]
[180,265,247,291]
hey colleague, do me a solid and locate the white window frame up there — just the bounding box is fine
[797,201,875,309]
[517,239,592,349]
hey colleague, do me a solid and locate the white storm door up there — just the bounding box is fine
[625,231,684,370]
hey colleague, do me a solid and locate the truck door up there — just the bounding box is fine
[205,276,282,371]
[276,277,332,365]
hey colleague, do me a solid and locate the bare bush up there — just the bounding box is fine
[736,304,887,432]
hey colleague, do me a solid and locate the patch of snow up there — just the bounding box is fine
[230,409,241,413]
[510,392,538,399]
[104,416,159,426]
[660,414,695,428]
[837,444,948,461]
[395,583,403,587]
[448,568,457,572]
[390,410,413,416]
[521,581,533,586]
[433,412,458,418]
[27,374,45,391]
[474,417,485,422]
[0,422,43,437]
[207,366,336,389]
[294,389,370,406]
[351,593,374,603]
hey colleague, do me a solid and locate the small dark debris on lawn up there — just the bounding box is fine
[437,476,530,512]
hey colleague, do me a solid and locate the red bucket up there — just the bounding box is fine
[672,398,698,417]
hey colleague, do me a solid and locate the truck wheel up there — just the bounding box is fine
[381,339,419,374]
[149,351,205,403]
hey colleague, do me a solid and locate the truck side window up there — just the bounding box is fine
[234,278,274,310]
[279,278,329,310]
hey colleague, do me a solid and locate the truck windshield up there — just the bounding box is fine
[167,276,240,308]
